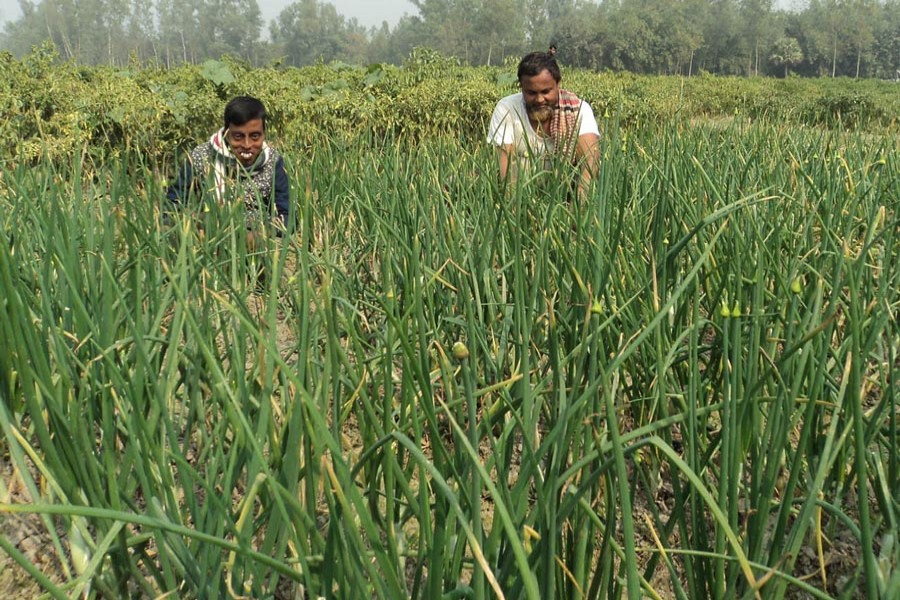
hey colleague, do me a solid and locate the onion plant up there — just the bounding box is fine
[1,118,897,599]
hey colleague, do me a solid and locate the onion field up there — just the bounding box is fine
[0,76,898,599]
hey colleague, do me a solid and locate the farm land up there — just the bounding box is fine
[1,51,898,599]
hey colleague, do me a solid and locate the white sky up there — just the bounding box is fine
[0,0,417,29]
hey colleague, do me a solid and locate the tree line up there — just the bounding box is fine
[1,0,898,78]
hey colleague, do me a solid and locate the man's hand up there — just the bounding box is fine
[498,144,517,186]
[575,132,600,199]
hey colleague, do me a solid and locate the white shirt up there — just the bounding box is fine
[487,92,600,160]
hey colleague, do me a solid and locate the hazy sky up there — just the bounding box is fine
[0,0,418,29]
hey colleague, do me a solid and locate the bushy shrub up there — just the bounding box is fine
[1,47,897,165]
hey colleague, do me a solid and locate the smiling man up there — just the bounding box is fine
[166,96,291,235]
[487,52,600,196]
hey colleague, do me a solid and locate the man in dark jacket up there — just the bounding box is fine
[166,96,291,237]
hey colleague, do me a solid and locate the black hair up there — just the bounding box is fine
[517,52,561,83]
[223,96,267,130]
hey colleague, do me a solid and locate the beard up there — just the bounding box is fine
[528,104,555,123]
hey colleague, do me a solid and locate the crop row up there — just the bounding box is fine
[1,46,898,166]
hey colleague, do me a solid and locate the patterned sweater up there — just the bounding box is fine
[166,133,290,230]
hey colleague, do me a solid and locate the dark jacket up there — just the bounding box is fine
[166,140,291,230]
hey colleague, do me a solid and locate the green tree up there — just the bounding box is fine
[157,0,202,64]
[405,0,530,64]
[381,15,433,63]
[126,0,159,63]
[696,0,743,73]
[804,0,851,77]
[603,0,658,72]
[769,35,802,76]
[469,0,526,65]
[845,0,877,77]
[197,0,263,61]
[739,0,774,75]
[1,0,153,64]
[523,0,576,45]
[661,0,705,75]
[601,0,703,75]
[10,0,79,60]
[871,0,900,78]
[270,0,367,66]
[551,2,605,69]
[409,0,476,61]
[1,1,49,57]
[366,22,396,63]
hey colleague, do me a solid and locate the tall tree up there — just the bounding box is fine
[871,0,900,78]
[769,35,803,76]
[270,0,367,66]
[1,1,49,57]
[197,0,262,60]
[661,0,705,75]
[845,0,877,77]
[697,0,742,73]
[551,2,605,69]
[126,0,161,63]
[35,0,78,60]
[410,0,476,61]
[603,0,658,72]
[367,21,395,63]
[382,15,432,63]
[602,0,703,74]
[157,0,203,64]
[739,0,774,76]
[470,0,526,65]
[523,0,576,44]
[804,0,856,77]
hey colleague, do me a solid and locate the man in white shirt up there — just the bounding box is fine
[487,52,600,196]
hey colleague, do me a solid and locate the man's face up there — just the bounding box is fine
[520,69,559,124]
[226,118,265,166]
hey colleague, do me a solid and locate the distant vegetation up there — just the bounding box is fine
[1,47,898,168]
[1,0,899,79]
